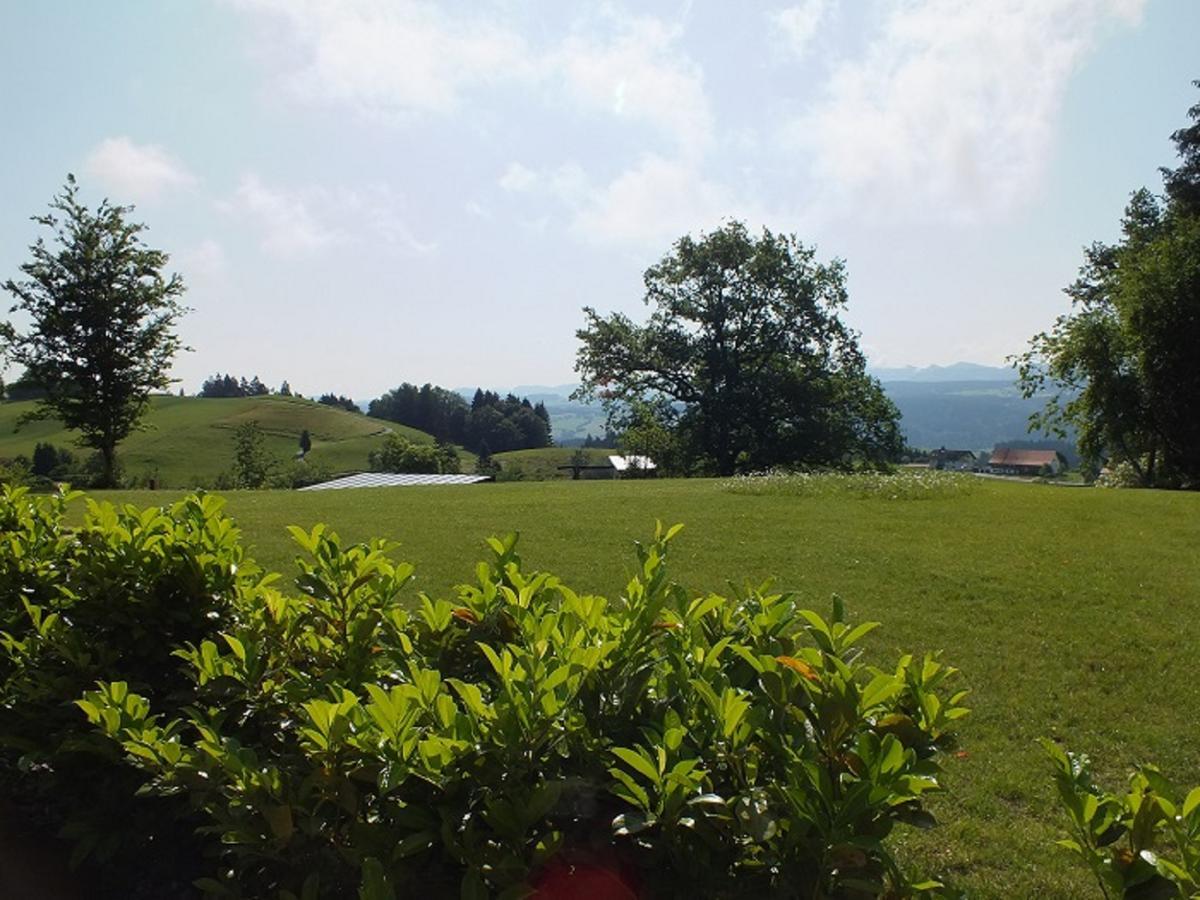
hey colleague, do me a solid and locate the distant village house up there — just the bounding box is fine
[988,448,1068,476]
[559,454,657,480]
[928,448,976,471]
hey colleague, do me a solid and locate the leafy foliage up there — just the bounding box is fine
[30,441,76,478]
[369,383,552,453]
[1045,741,1200,898]
[0,486,261,886]
[317,393,359,413]
[1015,84,1200,489]
[200,374,271,398]
[231,420,279,489]
[0,175,188,486]
[70,513,967,897]
[368,433,461,474]
[574,221,902,476]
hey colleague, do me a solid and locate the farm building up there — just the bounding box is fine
[928,448,976,471]
[988,448,1068,476]
[558,455,657,480]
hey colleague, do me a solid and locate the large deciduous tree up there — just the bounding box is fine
[1015,82,1200,488]
[574,222,901,475]
[1,176,187,487]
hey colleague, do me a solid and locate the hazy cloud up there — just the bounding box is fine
[770,1,831,59]
[550,11,713,154]
[792,0,1146,221]
[223,175,341,256]
[570,155,751,247]
[228,0,531,118]
[174,238,228,280]
[83,137,196,202]
[221,176,435,257]
[499,162,538,192]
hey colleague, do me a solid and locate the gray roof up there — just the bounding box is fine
[299,472,492,491]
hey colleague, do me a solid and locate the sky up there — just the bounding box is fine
[1,0,1196,400]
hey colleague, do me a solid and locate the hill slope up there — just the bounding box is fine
[0,395,438,487]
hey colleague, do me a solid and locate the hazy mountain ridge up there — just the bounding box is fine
[867,362,1015,383]
[459,364,1053,450]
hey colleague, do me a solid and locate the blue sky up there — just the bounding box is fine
[1,0,1196,399]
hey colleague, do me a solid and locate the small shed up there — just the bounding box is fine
[608,455,657,477]
[557,455,657,480]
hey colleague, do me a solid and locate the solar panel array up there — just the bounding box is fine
[299,473,493,491]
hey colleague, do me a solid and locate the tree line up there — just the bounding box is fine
[197,374,358,412]
[1015,80,1200,488]
[367,384,551,454]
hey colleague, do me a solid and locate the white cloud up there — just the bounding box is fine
[465,200,492,219]
[771,1,831,59]
[570,155,750,247]
[227,2,712,152]
[83,137,196,202]
[499,162,538,192]
[227,0,531,118]
[223,175,341,256]
[175,239,228,280]
[345,186,438,254]
[550,13,713,154]
[793,0,1146,222]
[221,176,435,257]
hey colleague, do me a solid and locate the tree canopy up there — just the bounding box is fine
[1015,81,1200,488]
[574,221,901,475]
[368,383,551,453]
[1,176,187,486]
[199,373,271,398]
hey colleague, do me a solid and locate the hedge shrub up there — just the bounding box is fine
[1,486,971,898]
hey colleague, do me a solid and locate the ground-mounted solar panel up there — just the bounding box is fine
[299,473,493,491]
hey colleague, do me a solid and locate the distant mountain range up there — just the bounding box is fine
[461,362,1059,452]
[867,362,1015,383]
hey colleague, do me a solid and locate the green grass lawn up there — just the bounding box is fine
[80,477,1200,897]
[0,395,439,487]
[493,445,617,480]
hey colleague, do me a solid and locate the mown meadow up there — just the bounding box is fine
[0,395,438,487]
[82,474,1200,898]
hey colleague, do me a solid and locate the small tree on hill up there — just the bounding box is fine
[299,429,312,457]
[475,441,500,477]
[1,176,188,487]
[231,421,276,488]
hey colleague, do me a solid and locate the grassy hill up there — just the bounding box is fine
[0,394,441,487]
[84,476,1200,897]
[493,446,616,480]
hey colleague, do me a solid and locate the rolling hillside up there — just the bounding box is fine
[0,394,441,488]
[493,446,618,480]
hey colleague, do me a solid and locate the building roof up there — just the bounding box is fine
[608,455,656,471]
[988,448,1065,467]
[299,473,492,491]
[934,449,976,460]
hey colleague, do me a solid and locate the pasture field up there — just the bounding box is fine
[0,396,439,487]
[493,445,617,480]
[84,476,1200,898]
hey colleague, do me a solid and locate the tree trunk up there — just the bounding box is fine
[100,443,116,489]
